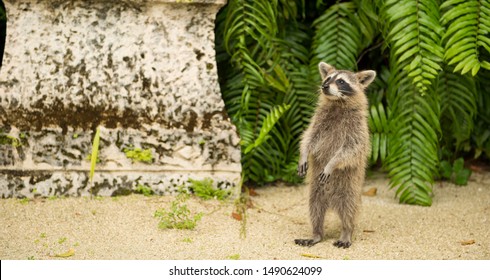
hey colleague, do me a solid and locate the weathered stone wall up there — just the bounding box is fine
[0,0,241,198]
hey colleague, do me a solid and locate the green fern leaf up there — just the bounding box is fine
[244,104,291,154]
[369,103,390,164]
[311,2,362,72]
[437,68,478,151]
[382,0,444,93]
[385,69,439,206]
[441,0,490,75]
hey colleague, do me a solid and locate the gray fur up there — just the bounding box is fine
[295,62,376,248]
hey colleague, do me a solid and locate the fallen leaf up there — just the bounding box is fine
[301,253,324,259]
[231,212,242,221]
[54,248,75,258]
[461,240,475,246]
[469,164,483,172]
[362,187,377,197]
[248,188,259,196]
[246,198,254,209]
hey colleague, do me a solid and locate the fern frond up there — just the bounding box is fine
[385,68,440,206]
[473,68,490,158]
[311,2,362,72]
[244,104,291,154]
[369,103,390,164]
[441,0,490,75]
[436,69,478,151]
[353,0,380,49]
[382,0,444,93]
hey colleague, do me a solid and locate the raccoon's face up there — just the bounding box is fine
[318,62,376,99]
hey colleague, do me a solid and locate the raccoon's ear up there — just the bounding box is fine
[356,70,376,87]
[319,62,335,79]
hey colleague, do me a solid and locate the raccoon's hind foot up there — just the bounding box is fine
[333,240,351,249]
[294,238,321,247]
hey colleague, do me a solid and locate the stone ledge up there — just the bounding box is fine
[0,0,240,198]
[0,170,239,198]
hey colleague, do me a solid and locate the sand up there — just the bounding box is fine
[0,172,489,260]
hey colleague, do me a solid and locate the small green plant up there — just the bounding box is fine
[439,158,472,186]
[124,147,153,163]
[188,178,230,200]
[134,184,154,196]
[234,186,250,239]
[86,154,101,163]
[154,192,203,230]
[58,237,67,245]
[227,254,240,260]
[0,134,22,147]
[18,198,30,205]
[182,237,193,243]
[89,128,100,185]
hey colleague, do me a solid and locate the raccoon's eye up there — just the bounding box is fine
[337,79,345,84]
[325,76,331,82]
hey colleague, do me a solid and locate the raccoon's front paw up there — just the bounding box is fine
[333,240,351,249]
[297,162,308,177]
[318,165,333,183]
[318,171,331,183]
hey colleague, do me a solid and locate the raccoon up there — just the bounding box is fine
[294,62,376,248]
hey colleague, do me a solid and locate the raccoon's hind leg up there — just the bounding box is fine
[332,194,359,249]
[295,180,327,247]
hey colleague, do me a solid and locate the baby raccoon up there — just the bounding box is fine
[295,62,376,248]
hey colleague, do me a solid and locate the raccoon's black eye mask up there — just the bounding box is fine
[336,78,354,96]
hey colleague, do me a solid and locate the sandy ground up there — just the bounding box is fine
[0,172,489,260]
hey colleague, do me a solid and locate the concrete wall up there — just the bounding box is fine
[0,0,241,198]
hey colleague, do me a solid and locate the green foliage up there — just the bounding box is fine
[385,73,440,206]
[474,68,490,159]
[441,0,490,75]
[123,147,153,163]
[0,134,22,147]
[154,192,203,230]
[218,0,315,184]
[18,197,30,205]
[216,0,490,206]
[187,178,230,200]
[437,69,478,153]
[243,104,291,154]
[227,254,241,260]
[382,0,444,93]
[311,2,362,72]
[134,184,153,196]
[368,103,389,165]
[439,158,472,186]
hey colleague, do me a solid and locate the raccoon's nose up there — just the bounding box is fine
[321,84,330,95]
